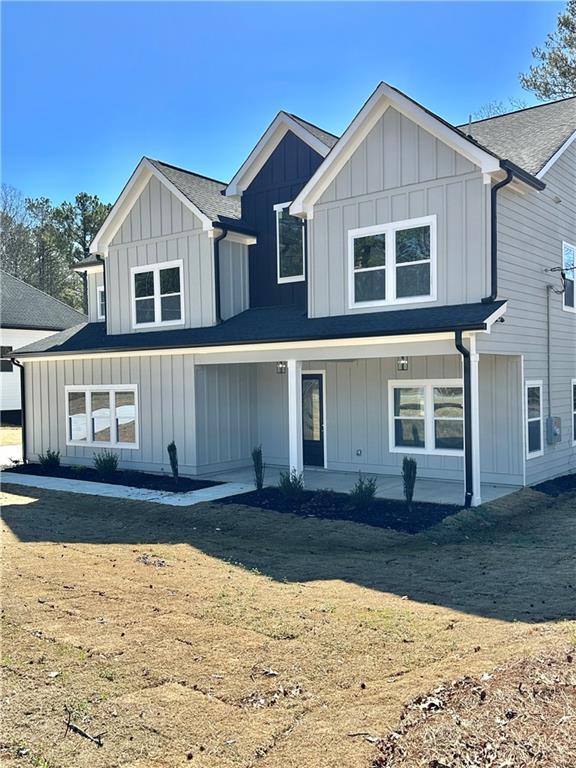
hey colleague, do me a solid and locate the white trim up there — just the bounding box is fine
[468,335,481,507]
[65,384,139,449]
[348,215,437,308]
[276,201,306,284]
[130,259,185,330]
[302,369,327,469]
[226,112,332,197]
[536,129,576,179]
[525,380,544,459]
[388,378,464,457]
[572,379,576,447]
[562,241,576,313]
[290,82,501,218]
[96,285,106,321]
[287,360,303,475]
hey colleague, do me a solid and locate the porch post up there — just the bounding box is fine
[287,359,303,476]
[469,336,482,507]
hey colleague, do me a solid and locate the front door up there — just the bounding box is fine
[302,373,324,467]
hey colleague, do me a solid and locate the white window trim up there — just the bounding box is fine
[349,215,437,309]
[65,384,139,449]
[572,379,576,447]
[562,241,576,314]
[525,380,544,459]
[275,201,306,285]
[96,285,106,321]
[131,259,185,330]
[388,378,463,457]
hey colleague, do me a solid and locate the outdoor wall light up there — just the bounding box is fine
[396,356,409,372]
[276,361,287,374]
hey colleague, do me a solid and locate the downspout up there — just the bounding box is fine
[546,284,553,419]
[454,331,472,508]
[95,253,107,331]
[213,228,228,324]
[11,358,27,464]
[482,167,514,304]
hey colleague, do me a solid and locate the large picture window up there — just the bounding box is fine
[389,380,463,455]
[131,260,183,328]
[275,202,305,283]
[525,381,543,458]
[349,216,436,307]
[66,386,138,448]
[562,242,575,312]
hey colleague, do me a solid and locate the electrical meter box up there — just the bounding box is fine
[546,416,561,445]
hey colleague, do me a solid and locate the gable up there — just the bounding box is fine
[318,107,478,205]
[110,176,203,246]
[246,130,326,194]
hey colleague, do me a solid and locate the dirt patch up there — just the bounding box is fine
[219,487,460,533]
[5,463,219,492]
[372,649,576,767]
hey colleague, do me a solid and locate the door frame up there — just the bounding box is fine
[301,370,327,468]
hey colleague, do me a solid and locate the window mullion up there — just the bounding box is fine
[154,267,160,323]
[390,229,396,302]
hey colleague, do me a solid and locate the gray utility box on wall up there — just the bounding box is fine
[546,416,562,445]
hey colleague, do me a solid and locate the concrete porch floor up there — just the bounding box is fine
[198,465,520,506]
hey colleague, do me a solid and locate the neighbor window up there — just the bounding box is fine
[349,216,436,307]
[572,380,576,446]
[275,202,305,283]
[132,260,183,328]
[97,285,106,320]
[389,380,463,455]
[562,242,575,312]
[1,346,13,372]
[66,386,138,448]
[525,381,543,458]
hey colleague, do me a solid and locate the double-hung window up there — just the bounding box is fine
[275,202,305,283]
[132,260,183,328]
[562,242,575,312]
[1,346,13,372]
[389,380,463,455]
[97,285,106,321]
[349,215,436,307]
[66,385,138,448]
[525,381,543,458]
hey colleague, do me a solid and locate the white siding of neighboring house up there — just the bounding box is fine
[219,240,250,321]
[1,328,55,411]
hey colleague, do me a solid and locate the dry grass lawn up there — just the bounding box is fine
[0,426,21,447]
[1,482,575,768]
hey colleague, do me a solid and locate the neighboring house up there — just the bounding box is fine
[10,83,576,506]
[0,270,86,422]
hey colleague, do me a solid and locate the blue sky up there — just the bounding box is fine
[2,1,563,205]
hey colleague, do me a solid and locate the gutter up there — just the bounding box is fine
[454,331,472,508]
[482,161,546,305]
[11,358,27,464]
[213,228,228,324]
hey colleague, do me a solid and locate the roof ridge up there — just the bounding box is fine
[461,95,576,127]
[0,268,86,317]
[146,158,228,187]
[286,112,339,140]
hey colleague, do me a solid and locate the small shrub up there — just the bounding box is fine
[278,468,304,498]
[94,450,119,478]
[350,472,377,510]
[402,456,417,513]
[38,449,60,471]
[251,445,265,490]
[167,441,178,482]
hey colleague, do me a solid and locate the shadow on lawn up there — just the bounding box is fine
[2,483,575,624]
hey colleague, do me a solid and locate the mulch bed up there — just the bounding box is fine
[219,487,460,534]
[371,648,576,767]
[4,463,220,493]
[534,472,576,497]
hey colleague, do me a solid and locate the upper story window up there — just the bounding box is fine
[131,260,184,329]
[1,346,13,372]
[97,285,106,321]
[275,202,305,284]
[562,242,575,313]
[66,385,138,448]
[348,215,436,308]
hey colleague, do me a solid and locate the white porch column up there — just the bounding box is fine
[469,336,481,507]
[287,359,303,476]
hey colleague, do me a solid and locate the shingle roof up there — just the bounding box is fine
[458,97,576,176]
[1,270,86,331]
[11,301,505,357]
[287,114,339,148]
[146,158,248,228]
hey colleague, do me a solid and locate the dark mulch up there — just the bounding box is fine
[4,463,220,493]
[534,472,576,497]
[219,487,460,534]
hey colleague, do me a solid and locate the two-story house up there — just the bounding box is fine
[10,83,576,507]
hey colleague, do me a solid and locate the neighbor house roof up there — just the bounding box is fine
[460,97,576,178]
[1,270,86,331]
[11,301,506,358]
